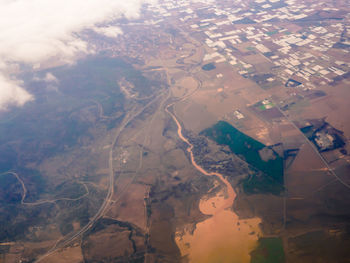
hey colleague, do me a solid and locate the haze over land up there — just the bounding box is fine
[0,0,350,262]
[0,0,153,109]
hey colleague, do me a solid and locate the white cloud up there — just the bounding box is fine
[0,74,33,110]
[0,0,154,110]
[93,26,123,38]
[44,73,59,83]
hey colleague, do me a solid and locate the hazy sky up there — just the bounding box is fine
[0,0,154,110]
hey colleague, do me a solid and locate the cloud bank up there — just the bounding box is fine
[0,75,33,110]
[0,0,152,110]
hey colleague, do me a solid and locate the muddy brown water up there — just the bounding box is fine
[166,105,261,263]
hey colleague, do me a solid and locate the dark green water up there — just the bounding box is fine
[250,237,285,263]
[201,121,284,194]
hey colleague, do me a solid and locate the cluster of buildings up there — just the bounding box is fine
[146,0,350,88]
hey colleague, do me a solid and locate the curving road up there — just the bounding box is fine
[34,92,165,263]
[0,171,89,206]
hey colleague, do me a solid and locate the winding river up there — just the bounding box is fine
[165,104,261,263]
